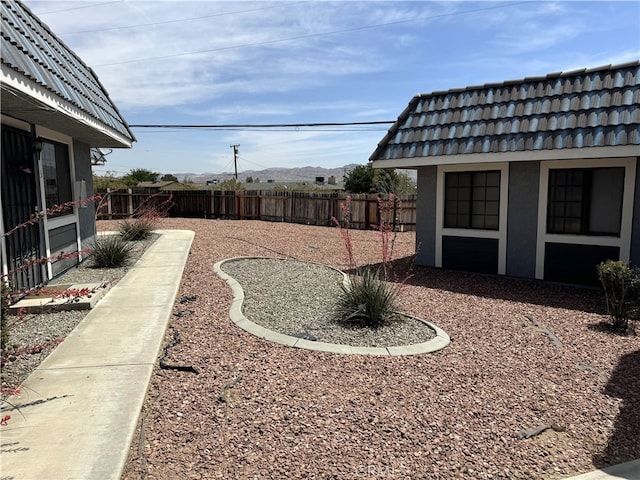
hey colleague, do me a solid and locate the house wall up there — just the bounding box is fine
[73,141,96,251]
[415,166,437,266]
[631,157,640,267]
[506,161,540,278]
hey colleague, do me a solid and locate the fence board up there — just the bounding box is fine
[96,189,417,231]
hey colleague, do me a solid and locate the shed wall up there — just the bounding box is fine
[506,161,540,277]
[632,156,640,267]
[415,166,437,266]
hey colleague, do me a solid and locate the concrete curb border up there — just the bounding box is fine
[214,256,450,356]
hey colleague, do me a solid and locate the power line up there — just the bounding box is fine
[58,1,310,36]
[94,1,534,67]
[36,1,123,15]
[128,121,394,129]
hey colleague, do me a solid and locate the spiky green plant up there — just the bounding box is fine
[333,268,399,329]
[119,217,155,241]
[90,235,134,268]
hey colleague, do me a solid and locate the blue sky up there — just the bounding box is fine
[25,1,640,177]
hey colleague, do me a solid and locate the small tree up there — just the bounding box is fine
[344,164,375,193]
[390,171,417,195]
[122,168,160,186]
[160,173,178,182]
[344,164,414,194]
[245,176,254,183]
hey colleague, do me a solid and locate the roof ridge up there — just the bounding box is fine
[417,61,640,99]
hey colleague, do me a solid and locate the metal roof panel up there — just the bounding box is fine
[1,0,134,145]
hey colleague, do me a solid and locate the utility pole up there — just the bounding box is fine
[230,144,239,180]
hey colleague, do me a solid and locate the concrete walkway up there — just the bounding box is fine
[565,459,640,480]
[0,230,194,480]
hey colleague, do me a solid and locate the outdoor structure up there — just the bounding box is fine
[1,0,135,290]
[371,61,640,285]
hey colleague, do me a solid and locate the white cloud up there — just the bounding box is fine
[29,1,403,109]
[23,0,640,176]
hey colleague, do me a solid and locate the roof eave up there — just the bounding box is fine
[371,144,640,169]
[1,68,134,148]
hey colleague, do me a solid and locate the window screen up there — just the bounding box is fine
[547,167,624,236]
[41,141,72,216]
[445,170,500,230]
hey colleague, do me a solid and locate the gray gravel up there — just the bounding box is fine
[220,257,435,347]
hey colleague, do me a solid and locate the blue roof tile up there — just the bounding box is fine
[371,62,640,162]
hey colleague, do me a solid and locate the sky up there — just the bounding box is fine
[23,0,640,178]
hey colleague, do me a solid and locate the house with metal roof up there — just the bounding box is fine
[1,0,135,290]
[371,61,640,285]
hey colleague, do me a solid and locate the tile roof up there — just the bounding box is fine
[0,0,134,144]
[370,61,640,162]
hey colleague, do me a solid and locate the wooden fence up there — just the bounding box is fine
[96,189,417,231]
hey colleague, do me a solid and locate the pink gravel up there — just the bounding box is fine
[109,218,640,480]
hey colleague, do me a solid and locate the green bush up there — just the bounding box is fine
[333,268,399,329]
[90,235,134,268]
[597,260,639,332]
[119,217,155,241]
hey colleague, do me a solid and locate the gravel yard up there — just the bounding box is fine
[4,218,639,479]
[0,235,157,393]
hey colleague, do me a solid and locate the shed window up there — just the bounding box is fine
[444,170,500,230]
[547,167,624,236]
[41,140,72,216]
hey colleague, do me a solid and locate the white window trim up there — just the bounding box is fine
[435,162,509,275]
[535,157,637,280]
[35,127,82,278]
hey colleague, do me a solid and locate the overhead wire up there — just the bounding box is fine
[57,1,311,36]
[128,121,394,129]
[92,1,535,67]
[36,1,123,15]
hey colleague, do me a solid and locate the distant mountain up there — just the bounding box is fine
[176,163,416,184]
[176,164,363,183]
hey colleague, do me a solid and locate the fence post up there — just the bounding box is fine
[106,188,112,219]
[127,188,133,216]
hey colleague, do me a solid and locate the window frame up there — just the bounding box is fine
[41,139,74,217]
[535,157,636,280]
[546,166,625,237]
[444,170,501,231]
[34,127,81,280]
[435,162,509,275]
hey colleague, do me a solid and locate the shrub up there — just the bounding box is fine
[90,235,133,268]
[331,193,413,329]
[597,260,639,332]
[119,217,155,241]
[333,268,399,329]
[118,192,173,241]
